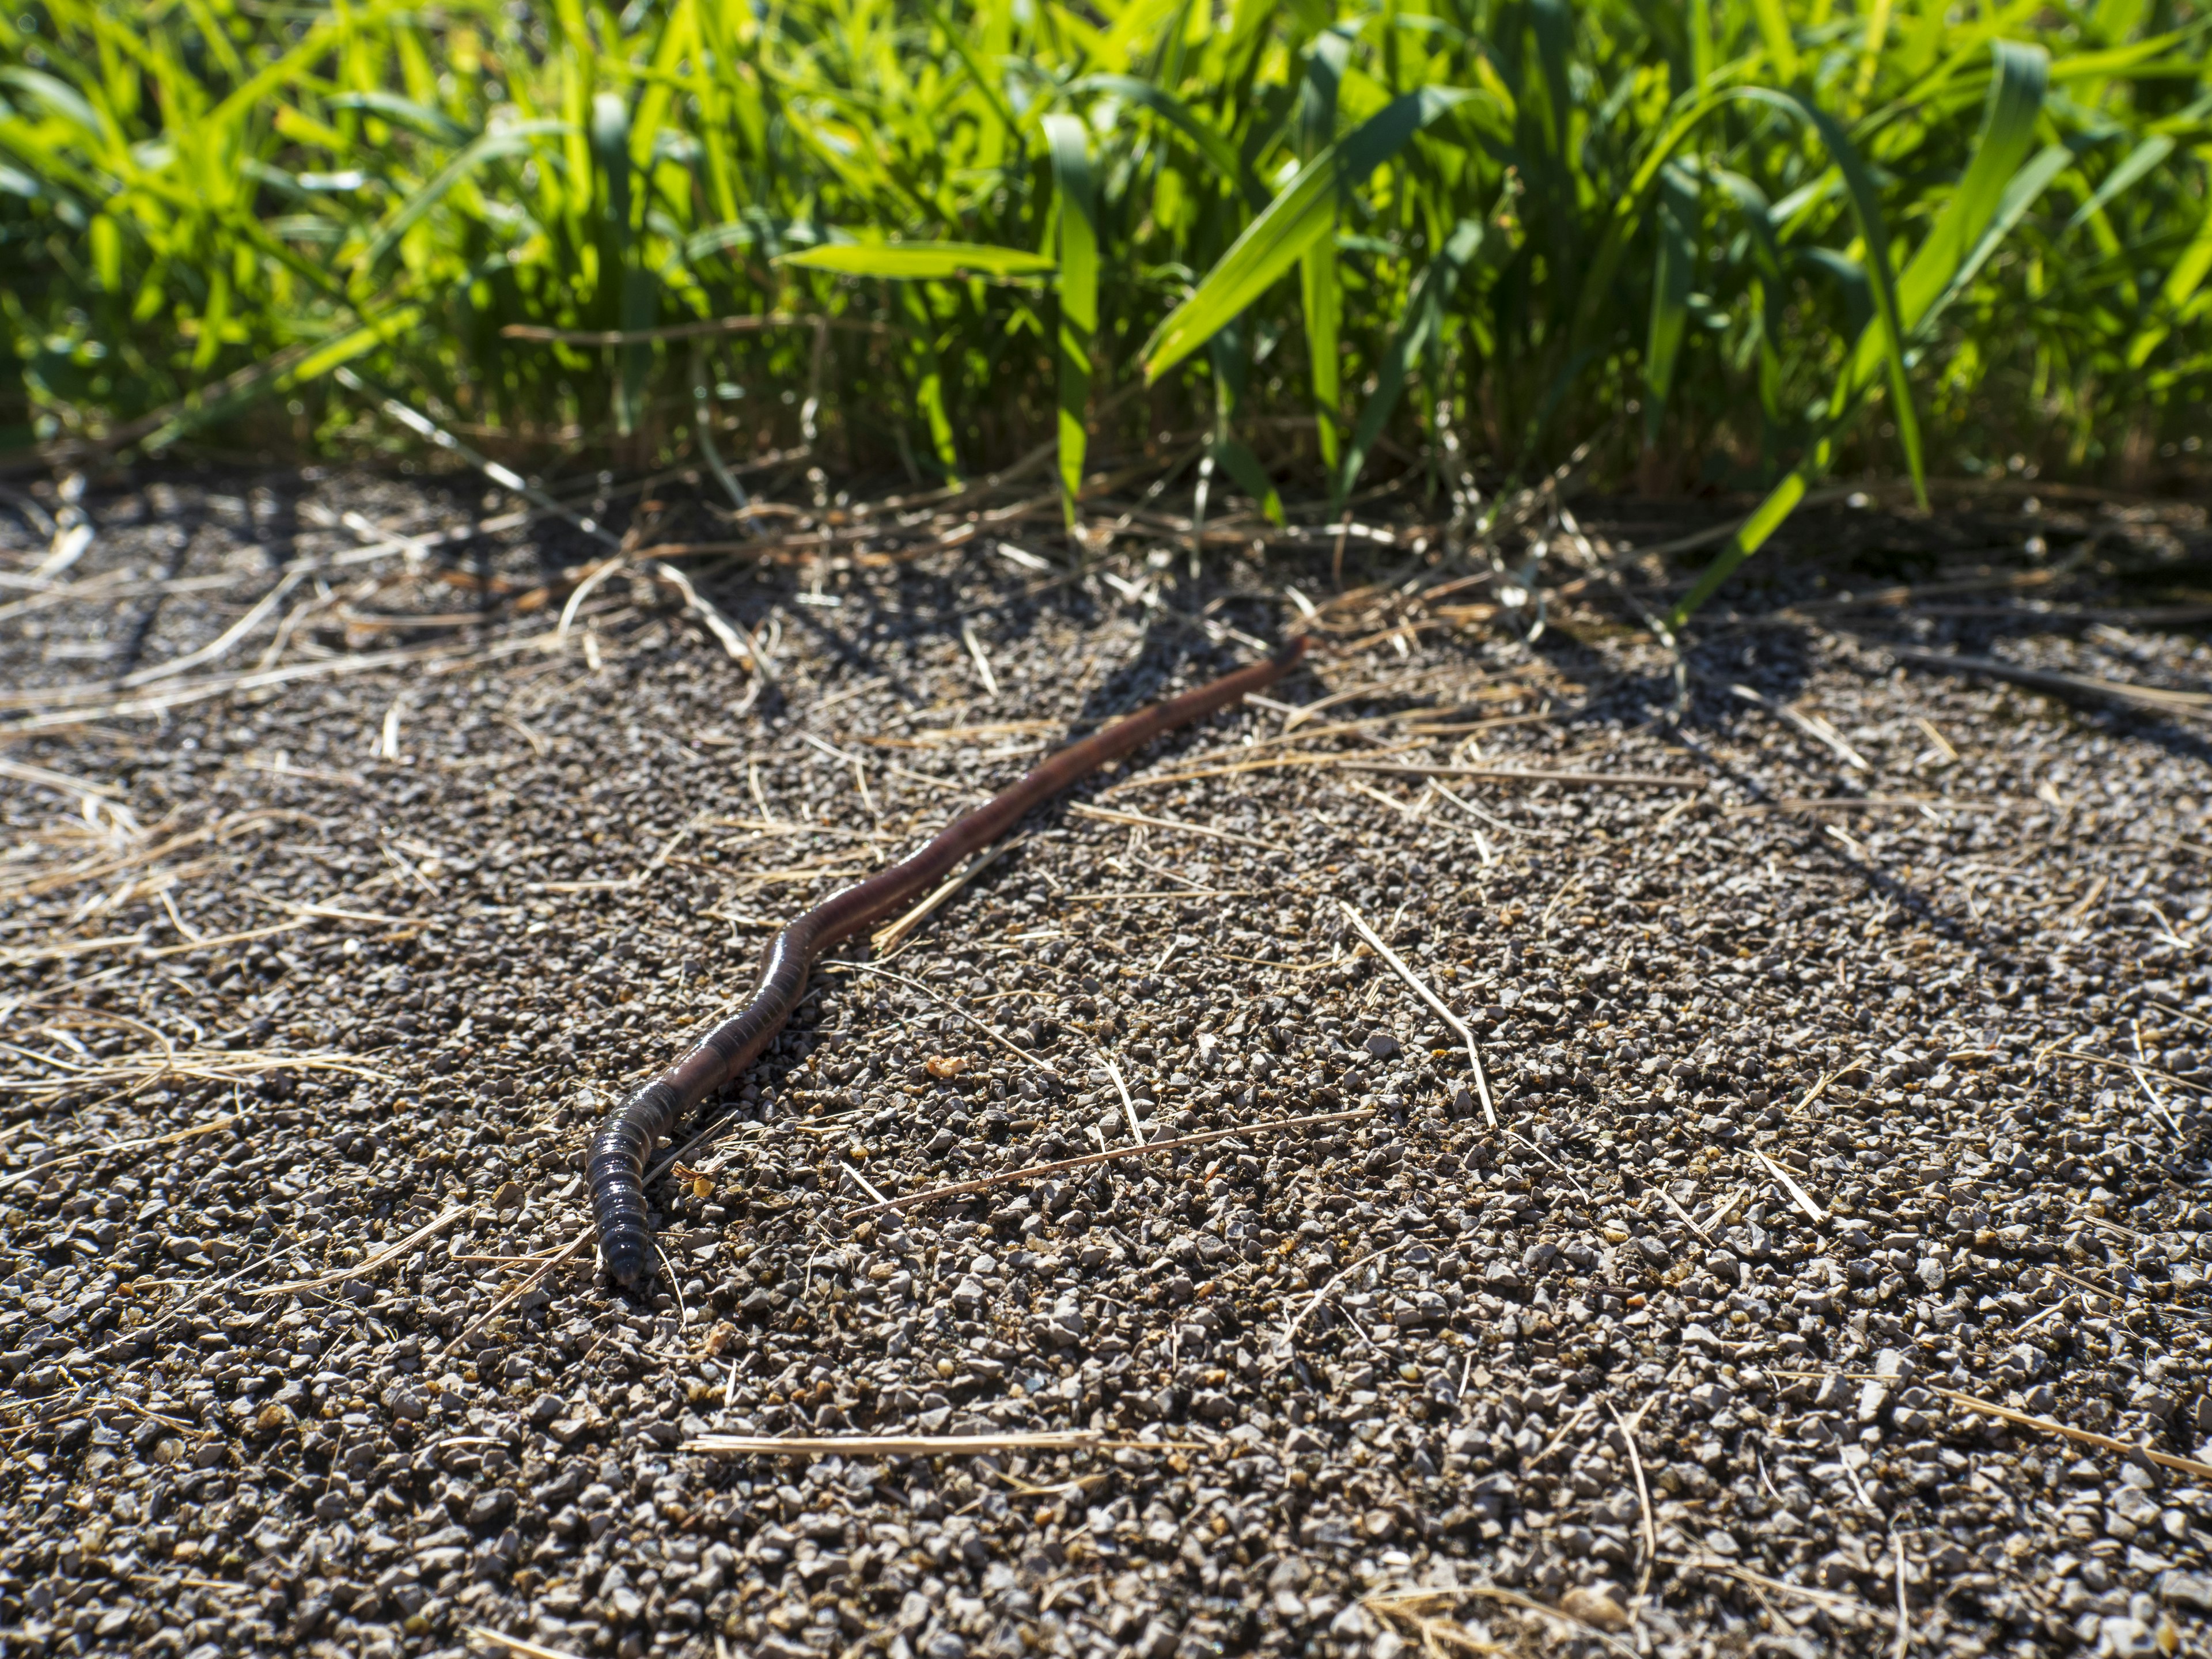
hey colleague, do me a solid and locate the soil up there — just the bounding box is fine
[2,468,2210,1659]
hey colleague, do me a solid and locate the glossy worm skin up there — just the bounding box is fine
[589,635,1309,1286]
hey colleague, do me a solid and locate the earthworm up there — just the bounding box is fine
[589,635,1309,1286]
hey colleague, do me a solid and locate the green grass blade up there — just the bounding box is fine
[627,0,696,172]
[1141,86,1472,383]
[1301,245,1340,468]
[590,90,647,437]
[1749,0,1800,83]
[1665,52,2050,620]
[1918,142,2074,338]
[204,11,351,136]
[278,308,426,391]
[1044,112,1097,531]
[1295,29,1349,467]
[1210,433,1282,524]
[2045,23,2209,86]
[1667,51,2053,622]
[2063,134,2175,235]
[922,0,1022,151]
[1665,466,1809,630]
[777,241,1058,279]
[1885,41,2050,333]
[902,286,963,484]
[1296,26,1351,154]
[1531,0,1574,151]
[326,89,471,147]
[1067,74,1251,196]
[2131,179,2212,368]
[0,0,2203,520]
[1777,93,1927,506]
[356,122,564,274]
[1642,164,1697,448]
[1713,168,1787,448]
[1332,212,1493,508]
[0,68,105,137]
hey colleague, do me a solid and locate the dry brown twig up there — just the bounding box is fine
[5,1110,232,1185]
[1062,886,1255,904]
[1362,1591,1508,1656]
[1654,1183,1711,1243]
[0,755,124,802]
[259,1205,475,1297]
[444,1229,594,1357]
[644,559,776,692]
[0,634,560,735]
[1660,1555,1876,1616]
[842,1107,1371,1220]
[818,959,1058,1076]
[1101,745,1428,793]
[1892,1533,1911,1659]
[687,1430,1124,1458]
[1278,1239,1404,1351]
[1339,776,1430,819]
[1338,900,1496,1127]
[1338,762,1705,790]
[1728,683,1872,771]
[1935,1388,2212,1480]
[1889,645,2212,722]
[1099,1052,1145,1146]
[1371,1585,1639,1659]
[1697,1186,1751,1232]
[464,1624,591,1659]
[131,1247,286,1344]
[1065,801,1285,853]
[0,1004,387,1111]
[1749,1146,1828,1224]
[0,807,308,903]
[2034,1045,2200,1093]
[870,835,1030,953]
[1605,1400,1659,1597]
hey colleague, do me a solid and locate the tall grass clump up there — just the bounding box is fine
[1,0,2206,612]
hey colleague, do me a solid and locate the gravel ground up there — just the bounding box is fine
[2,469,2210,1659]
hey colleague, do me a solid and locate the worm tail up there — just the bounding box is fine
[589,1080,684,1287]
[588,933,816,1289]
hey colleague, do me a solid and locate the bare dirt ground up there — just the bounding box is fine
[2,467,2210,1659]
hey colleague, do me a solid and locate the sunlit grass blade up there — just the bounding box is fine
[776,242,1059,279]
[1301,246,1341,468]
[1777,93,1929,505]
[1641,164,1696,451]
[356,120,563,273]
[1749,0,1800,83]
[2131,196,2212,369]
[1665,460,1813,630]
[1296,28,1347,468]
[1210,433,1282,525]
[1140,87,1472,383]
[325,90,471,147]
[1044,113,1097,532]
[1918,142,2074,339]
[1876,42,2050,340]
[1332,209,1509,508]
[1067,73,1252,198]
[2065,134,2176,236]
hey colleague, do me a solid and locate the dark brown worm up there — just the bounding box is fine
[589,635,1309,1286]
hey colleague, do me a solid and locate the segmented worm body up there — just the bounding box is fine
[589,637,1308,1286]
